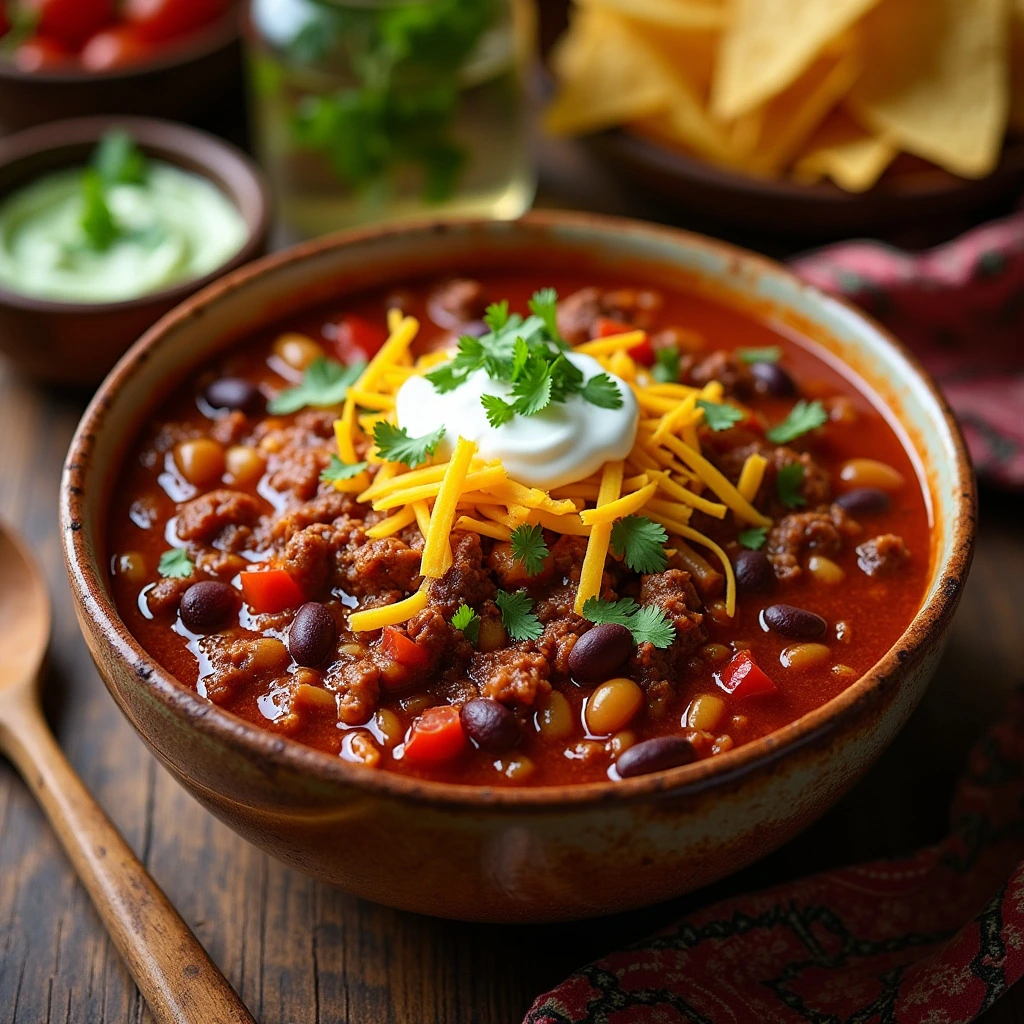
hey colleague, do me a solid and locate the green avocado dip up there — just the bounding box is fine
[0,131,247,304]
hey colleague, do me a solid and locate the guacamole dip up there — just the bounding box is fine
[0,161,247,303]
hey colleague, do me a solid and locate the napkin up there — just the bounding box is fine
[791,210,1024,488]
[525,687,1024,1023]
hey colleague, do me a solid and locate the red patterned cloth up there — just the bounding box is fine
[790,211,1024,488]
[525,689,1024,1023]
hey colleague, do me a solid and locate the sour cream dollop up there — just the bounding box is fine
[395,352,639,490]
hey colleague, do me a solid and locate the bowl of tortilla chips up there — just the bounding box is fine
[546,0,1024,236]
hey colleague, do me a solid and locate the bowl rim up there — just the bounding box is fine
[61,210,977,809]
[0,8,239,84]
[0,114,271,314]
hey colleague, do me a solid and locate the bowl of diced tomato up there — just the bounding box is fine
[0,0,241,134]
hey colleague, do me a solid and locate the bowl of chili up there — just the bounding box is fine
[60,212,975,921]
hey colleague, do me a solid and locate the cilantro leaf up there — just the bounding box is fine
[697,399,744,432]
[629,605,676,648]
[609,516,668,573]
[483,300,509,334]
[737,346,782,364]
[653,347,680,383]
[581,596,675,649]
[509,524,549,576]
[158,549,193,579]
[547,353,584,402]
[495,589,543,642]
[93,129,147,185]
[80,170,119,251]
[372,421,446,468]
[528,287,561,342]
[267,356,366,414]
[450,603,480,645]
[581,373,624,409]
[766,399,828,444]
[320,454,367,483]
[423,363,464,394]
[510,352,552,416]
[776,462,807,508]
[738,526,768,550]
[510,337,529,381]
[481,393,515,428]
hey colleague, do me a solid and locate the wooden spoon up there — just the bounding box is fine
[0,522,255,1024]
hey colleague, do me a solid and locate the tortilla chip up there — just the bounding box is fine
[576,0,728,31]
[793,108,897,191]
[546,9,675,135]
[848,0,1009,179]
[711,0,881,120]
[746,43,864,175]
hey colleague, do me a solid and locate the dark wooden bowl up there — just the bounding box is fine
[0,9,243,134]
[0,116,270,387]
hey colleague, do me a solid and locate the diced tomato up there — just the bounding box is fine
[402,705,465,765]
[13,36,71,71]
[627,338,656,366]
[380,625,429,669]
[593,316,632,339]
[123,0,228,42]
[81,24,152,70]
[330,314,387,363]
[239,568,304,614]
[716,650,778,698]
[24,0,114,48]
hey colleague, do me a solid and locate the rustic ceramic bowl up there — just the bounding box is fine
[60,213,975,923]
[0,116,270,387]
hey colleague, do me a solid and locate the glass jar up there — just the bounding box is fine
[246,0,536,239]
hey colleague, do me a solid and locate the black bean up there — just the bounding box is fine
[751,361,797,398]
[180,581,238,633]
[616,736,697,778]
[288,602,338,667]
[460,698,520,752]
[732,549,775,593]
[204,377,263,416]
[761,603,827,639]
[835,487,892,516]
[568,623,634,683]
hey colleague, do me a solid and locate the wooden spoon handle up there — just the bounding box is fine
[1,699,256,1024]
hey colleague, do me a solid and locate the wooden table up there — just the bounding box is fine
[2,151,1024,1023]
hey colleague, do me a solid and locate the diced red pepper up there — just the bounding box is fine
[627,338,656,366]
[594,316,632,339]
[402,705,465,765]
[331,314,387,363]
[381,625,430,669]
[239,568,304,614]
[716,650,778,698]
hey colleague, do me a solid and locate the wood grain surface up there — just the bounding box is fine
[2,163,1023,1022]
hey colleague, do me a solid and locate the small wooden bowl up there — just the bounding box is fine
[0,9,243,134]
[0,116,270,387]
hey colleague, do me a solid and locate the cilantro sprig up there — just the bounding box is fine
[450,604,481,645]
[738,526,768,550]
[80,130,150,252]
[609,516,668,574]
[372,422,446,468]
[776,462,807,509]
[320,455,367,484]
[509,524,549,576]
[737,346,781,364]
[425,289,623,425]
[582,596,675,649]
[268,356,366,415]
[495,589,543,642]
[696,399,744,432]
[653,347,680,383]
[766,399,828,444]
[158,549,193,579]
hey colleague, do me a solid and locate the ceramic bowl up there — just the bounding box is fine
[60,213,975,923]
[0,116,270,387]
[0,8,242,135]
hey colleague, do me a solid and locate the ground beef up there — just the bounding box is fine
[683,351,754,399]
[856,534,910,577]
[536,617,587,677]
[200,636,289,707]
[269,448,332,500]
[194,550,246,578]
[328,658,380,725]
[712,438,832,516]
[472,646,552,707]
[176,489,263,546]
[556,287,661,345]
[337,533,422,599]
[281,524,335,595]
[768,504,861,582]
[427,278,489,330]
[209,411,251,447]
[146,576,191,617]
[429,532,495,617]
[270,491,356,544]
